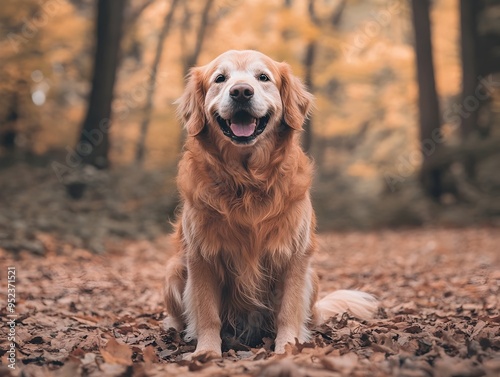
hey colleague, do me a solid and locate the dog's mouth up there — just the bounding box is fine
[216,110,270,144]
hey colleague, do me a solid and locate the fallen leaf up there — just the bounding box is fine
[100,339,133,366]
[142,346,158,364]
[53,360,82,377]
[321,352,358,374]
[258,360,304,377]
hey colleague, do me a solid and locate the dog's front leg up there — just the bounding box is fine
[274,256,313,354]
[184,253,222,359]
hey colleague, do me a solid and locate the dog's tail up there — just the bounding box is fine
[313,290,378,325]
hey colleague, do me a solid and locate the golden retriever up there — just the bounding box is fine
[163,50,377,359]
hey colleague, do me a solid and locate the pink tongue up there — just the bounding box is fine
[230,122,256,137]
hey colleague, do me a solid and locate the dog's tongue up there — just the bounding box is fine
[230,112,256,137]
[230,123,256,137]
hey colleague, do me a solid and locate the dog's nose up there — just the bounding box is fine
[229,84,254,102]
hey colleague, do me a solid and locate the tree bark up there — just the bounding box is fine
[302,0,346,155]
[135,0,180,163]
[126,0,155,24]
[179,0,216,147]
[411,0,442,200]
[302,41,316,154]
[78,0,127,169]
[459,0,481,139]
[179,1,191,71]
[184,0,215,76]
[459,0,485,179]
[330,0,347,27]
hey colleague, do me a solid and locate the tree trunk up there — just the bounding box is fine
[179,0,216,147]
[459,0,482,139]
[2,94,19,151]
[179,1,191,73]
[135,0,180,163]
[459,0,483,179]
[184,0,215,76]
[78,0,127,169]
[411,0,442,200]
[302,0,346,155]
[302,41,316,154]
[330,0,347,27]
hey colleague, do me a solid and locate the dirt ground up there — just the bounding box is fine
[0,227,499,377]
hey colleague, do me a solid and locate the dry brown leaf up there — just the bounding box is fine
[320,352,358,374]
[434,353,484,377]
[2,228,499,376]
[187,359,213,372]
[142,346,159,364]
[100,339,133,366]
[70,315,99,327]
[253,348,268,361]
[258,360,304,377]
[53,360,82,377]
[371,343,397,354]
[99,363,131,377]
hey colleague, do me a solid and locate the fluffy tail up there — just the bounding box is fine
[313,290,378,325]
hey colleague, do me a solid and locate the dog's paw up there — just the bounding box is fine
[162,316,183,331]
[183,349,222,362]
[274,341,293,355]
[274,334,298,355]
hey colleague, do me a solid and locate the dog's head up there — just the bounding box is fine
[177,50,313,147]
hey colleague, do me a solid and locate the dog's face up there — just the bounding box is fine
[177,50,313,147]
[207,52,281,145]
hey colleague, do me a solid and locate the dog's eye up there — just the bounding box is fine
[258,74,270,82]
[215,74,226,83]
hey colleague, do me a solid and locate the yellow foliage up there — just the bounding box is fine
[347,162,378,178]
[0,0,465,172]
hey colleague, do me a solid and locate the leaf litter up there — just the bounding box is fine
[0,228,499,376]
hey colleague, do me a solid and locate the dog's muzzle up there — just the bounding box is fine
[216,110,270,144]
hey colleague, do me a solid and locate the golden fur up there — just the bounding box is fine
[163,50,377,359]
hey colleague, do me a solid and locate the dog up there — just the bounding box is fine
[163,50,377,359]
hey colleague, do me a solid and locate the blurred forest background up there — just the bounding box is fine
[0,0,499,252]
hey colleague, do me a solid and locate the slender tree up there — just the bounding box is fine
[302,41,316,154]
[78,0,127,169]
[302,0,346,154]
[459,0,483,179]
[459,0,482,139]
[183,0,216,76]
[136,0,180,163]
[411,0,442,200]
[126,0,156,24]
[177,0,217,147]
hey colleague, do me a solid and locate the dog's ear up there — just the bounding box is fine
[279,63,314,130]
[176,67,206,136]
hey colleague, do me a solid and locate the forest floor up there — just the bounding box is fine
[0,227,499,377]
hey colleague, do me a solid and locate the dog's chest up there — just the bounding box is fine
[183,182,312,262]
[199,209,299,260]
[218,253,283,343]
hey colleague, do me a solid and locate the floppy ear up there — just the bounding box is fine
[279,63,314,130]
[176,67,206,136]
